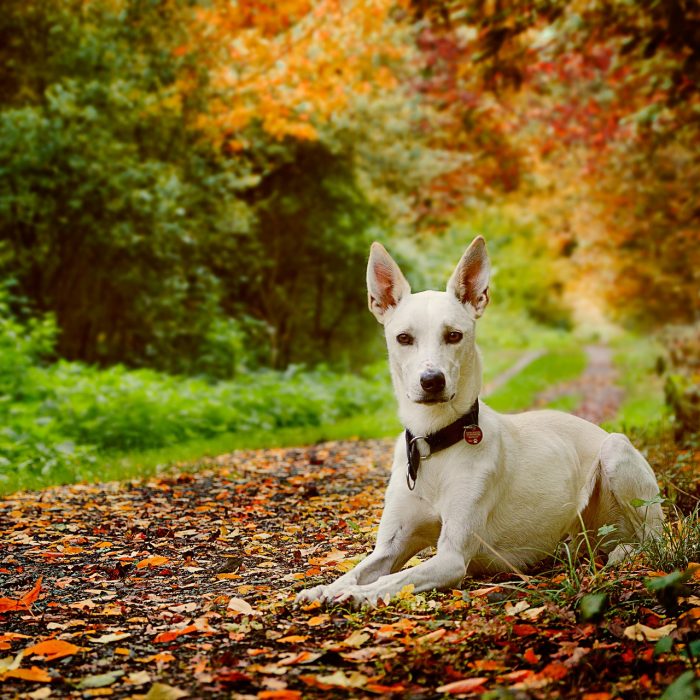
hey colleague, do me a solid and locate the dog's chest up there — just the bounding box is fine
[410,442,491,507]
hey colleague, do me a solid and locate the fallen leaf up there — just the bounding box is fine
[27,688,52,699]
[278,635,308,644]
[227,597,257,616]
[277,651,322,666]
[306,614,330,627]
[126,671,152,685]
[341,630,369,648]
[1,667,52,683]
[136,556,170,569]
[258,692,302,700]
[314,670,368,688]
[77,670,125,689]
[92,632,131,644]
[154,624,198,644]
[144,682,188,699]
[24,639,81,661]
[0,577,42,613]
[436,678,488,694]
[523,647,540,664]
[623,623,677,641]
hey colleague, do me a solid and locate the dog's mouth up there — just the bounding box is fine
[413,393,455,405]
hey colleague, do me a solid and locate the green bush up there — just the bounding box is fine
[0,291,394,490]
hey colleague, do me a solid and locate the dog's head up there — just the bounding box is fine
[367,237,490,407]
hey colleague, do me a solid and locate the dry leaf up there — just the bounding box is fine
[24,639,81,660]
[622,623,677,641]
[144,682,188,699]
[2,666,52,683]
[227,597,257,616]
[437,677,488,694]
[136,556,169,569]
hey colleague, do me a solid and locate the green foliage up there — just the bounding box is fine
[409,209,571,329]
[0,296,395,492]
[0,0,387,373]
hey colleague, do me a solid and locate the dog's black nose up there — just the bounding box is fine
[420,369,446,394]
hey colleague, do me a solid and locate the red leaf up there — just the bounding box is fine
[512,624,538,637]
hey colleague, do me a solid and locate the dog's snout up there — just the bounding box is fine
[420,369,446,394]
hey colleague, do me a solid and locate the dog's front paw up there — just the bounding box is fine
[295,585,329,605]
[332,585,389,609]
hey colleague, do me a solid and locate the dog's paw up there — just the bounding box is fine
[331,585,390,609]
[295,585,328,605]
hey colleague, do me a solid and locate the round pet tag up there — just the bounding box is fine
[463,424,483,445]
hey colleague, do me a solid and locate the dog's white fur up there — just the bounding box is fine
[297,237,663,607]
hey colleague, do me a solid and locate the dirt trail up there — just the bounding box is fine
[482,349,545,397]
[534,344,624,424]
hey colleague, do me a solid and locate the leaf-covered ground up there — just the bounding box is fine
[1,439,698,699]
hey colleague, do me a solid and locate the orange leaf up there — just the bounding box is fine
[136,556,170,569]
[21,577,43,607]
[306,615,329,627]
[512,624,537,637]
[436,678,488,694]
[2,666,52,682]
[258,691,302,699]
[278,635,308,644]
[523,647,540,664]
[0,577,42,613]
[541,662,568,680]
[154,624,198,643]
[25,639,81,660]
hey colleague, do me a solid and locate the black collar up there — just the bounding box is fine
[404,399,481,490]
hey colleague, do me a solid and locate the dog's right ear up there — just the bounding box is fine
[367,242,411,324]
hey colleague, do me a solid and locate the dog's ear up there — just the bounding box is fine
[367,242,411,324]
[447,236,491,318]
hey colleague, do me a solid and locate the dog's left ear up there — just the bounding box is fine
[447,236,491,318]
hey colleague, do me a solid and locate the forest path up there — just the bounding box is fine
[532,344,624,424]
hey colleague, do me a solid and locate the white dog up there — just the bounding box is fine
[297,237,663,607]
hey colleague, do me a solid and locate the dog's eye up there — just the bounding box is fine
[445,331,463,344]
[396,333,413,346]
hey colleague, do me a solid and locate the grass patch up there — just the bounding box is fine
[603,332,668,434]
[1,408,401,495]
[485,346,587,413]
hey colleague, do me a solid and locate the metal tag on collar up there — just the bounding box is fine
[463,424,483,445]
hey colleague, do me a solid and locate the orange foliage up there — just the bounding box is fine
[180,0,411,145]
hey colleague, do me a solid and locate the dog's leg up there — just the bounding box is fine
[598,433,664,564]
[329,499,483,607]
[295,488,439,604]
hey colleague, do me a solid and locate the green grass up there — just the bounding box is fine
[2,408,401,495]
[485,346,587,413]
[602,332,668,434]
